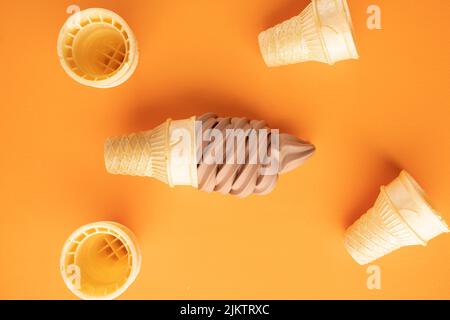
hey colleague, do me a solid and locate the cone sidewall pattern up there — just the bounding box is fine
[258,0,359,67]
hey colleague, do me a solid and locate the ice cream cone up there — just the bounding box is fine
[258,0,359,66]
[104,117,199,188]
[105,114,315,197]
[57,8,138,88]
[344,171,449,265]
[60,222,141,300]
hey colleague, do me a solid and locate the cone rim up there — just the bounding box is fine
[60,221,141,300]
[57,8,139,88]
[399,171,449,233]
[322,0,359,62]
[339,0,360,60]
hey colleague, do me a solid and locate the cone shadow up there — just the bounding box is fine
[261,0,310,30]
[92,192,141,232]
[100,209,131,228]
[126,90,299,135]
[343,158,402,229]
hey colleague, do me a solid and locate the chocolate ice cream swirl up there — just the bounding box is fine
[196,113,315,198]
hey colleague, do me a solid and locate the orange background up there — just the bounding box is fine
[0,0,449,300]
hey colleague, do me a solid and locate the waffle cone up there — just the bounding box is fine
[344,171,449,265]
[258,0,358,66]
[104,117,198,187]
[105,121,170,185]
[60,222,141,300]
[57,8,138,88]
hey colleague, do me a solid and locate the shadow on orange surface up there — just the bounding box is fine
[261,0,310,30]
[127,89,300,134]
[342,157,402,229]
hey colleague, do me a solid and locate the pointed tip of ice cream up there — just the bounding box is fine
[305,143,316,155]
[278,136,316,175]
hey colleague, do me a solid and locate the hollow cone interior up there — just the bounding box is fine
[60,222,141,300]
[57,8,138,88]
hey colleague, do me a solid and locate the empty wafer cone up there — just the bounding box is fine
[259,0,358,66]
[60,222,141,300]
[344,171,449,265]
[57,8,138,88]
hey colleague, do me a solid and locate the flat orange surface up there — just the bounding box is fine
[0,0,449,300]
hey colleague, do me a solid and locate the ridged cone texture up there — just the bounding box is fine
[344,188,425,265]
[104,121,170,185]
[258,3,329,67]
